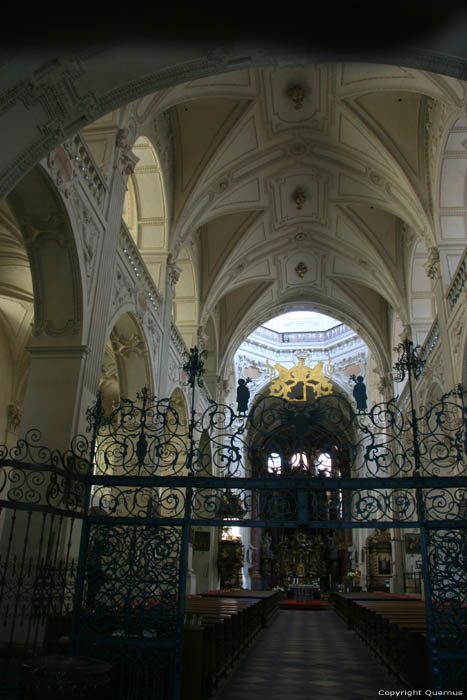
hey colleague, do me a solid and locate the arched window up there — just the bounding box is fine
[315,451,332,477]
[267,452,282,474]
[291,452,309,470]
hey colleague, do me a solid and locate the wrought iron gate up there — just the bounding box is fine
[0,344,465,698]
[67,346,467,699]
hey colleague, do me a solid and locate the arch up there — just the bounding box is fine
[0,200,34,443]
[247,381,356,475]
[168,386,189,430]
[223,298,386,390]
[99,312,153,414]
[6,165,84,342]
[122,136,168,290]
[2,26,467,204]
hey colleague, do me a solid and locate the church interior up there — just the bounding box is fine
[0,9,467,699]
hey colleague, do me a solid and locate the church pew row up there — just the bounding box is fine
[181,591,281,700]
[353,601,428,687]
[201,589,282,628]
[329,591,421,629]
[330,592,430,687]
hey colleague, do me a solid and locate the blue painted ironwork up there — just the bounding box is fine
[0,430,88,691]
[0,347,465,697]
[67,371,466,695]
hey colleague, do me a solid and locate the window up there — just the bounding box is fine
[291,452,308,470]
[267,452,282,474]
[315,451,332,477]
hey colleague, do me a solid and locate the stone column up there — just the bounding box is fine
[20,345,88,449]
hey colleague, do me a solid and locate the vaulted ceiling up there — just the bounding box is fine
[121,62,464,375]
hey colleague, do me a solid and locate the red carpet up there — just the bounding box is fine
[279,600,328,610]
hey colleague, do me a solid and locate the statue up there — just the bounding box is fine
[236,377,251,416]
[351,375,367,412]
[261,533,273,559]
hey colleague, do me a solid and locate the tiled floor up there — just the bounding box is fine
[218,609,406,700]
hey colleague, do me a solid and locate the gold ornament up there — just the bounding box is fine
[266,357,334,401]
[295,262,308,278]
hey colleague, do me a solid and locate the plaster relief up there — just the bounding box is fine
[284,253,319,287]
[263,66,331,135]
[70,186,100,282]
[271,171,328,227]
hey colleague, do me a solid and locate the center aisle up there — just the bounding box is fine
[217,609,406,700]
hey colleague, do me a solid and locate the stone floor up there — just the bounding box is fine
[218,609,407,700]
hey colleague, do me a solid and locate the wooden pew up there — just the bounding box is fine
[332,594,430,687]
[182,592,270,699]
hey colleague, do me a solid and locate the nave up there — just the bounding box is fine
[218,609,405,700]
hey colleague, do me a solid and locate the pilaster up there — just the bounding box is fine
[157,255,181,398]
[424,246,456,389]
[77,141,138,431]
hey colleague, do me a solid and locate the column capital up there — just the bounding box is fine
[167,253,182,287]
[424,246,441,281]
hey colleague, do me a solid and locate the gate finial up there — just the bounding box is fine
[183,345,208,388]
[392,337,425,382]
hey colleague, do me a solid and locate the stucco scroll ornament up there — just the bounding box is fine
[111,330,147,358]
[7,404,22,433]
[47,144,74,199]
[375,371,393,399]
[293,188,307,210]
[197,325,209,351]
[113,266,135,311]
[288,85,305,111]
[168,359,178,383]
[146,316,161,360]
[295,262,308,278]
[167,254,182,287]
[71,190,99,279]
[452,318,464,357]
[424,246,440,281]
[116,129,139,178]
[19,213,69,249]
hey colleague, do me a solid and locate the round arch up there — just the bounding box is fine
[0,200,34,443]
[2,21,467,203]
[222,298,387,385]
[122,136,169,291]
[99,312,153,414]
[6,165,84,343]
